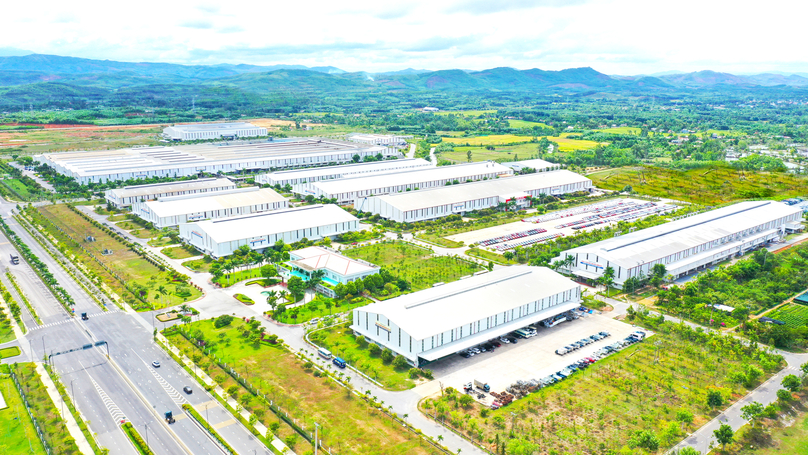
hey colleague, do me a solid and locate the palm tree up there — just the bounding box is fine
[266,291,278,311]
[157,285,168,306]
[308,270,325,290]
[437,435,444,443]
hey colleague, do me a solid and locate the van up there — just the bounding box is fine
[332,357,346,368]
[318,348,332,359]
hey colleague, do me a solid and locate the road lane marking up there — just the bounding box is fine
[212,419,235,430]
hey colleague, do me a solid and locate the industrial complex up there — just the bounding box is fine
[557,200,804,287]
[104,178,237,208]
[294,161,512,204]
[162,122,268,141]
[355,170,592,222]
[131,187,288,228]
[282,246,380,297]
[179,204,360,258]
[255,158,432,187]
[346,133,411,146]
[351,266,582,366]
[503,158,562,173]
[35,138,395,184]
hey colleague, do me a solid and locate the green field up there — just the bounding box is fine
[433,109,497,116]
[165,321,440,455]
[183,256,213,273]
[0,346,21,358]
[0,368,48,455]
[0,308,14,343]
[734,406,808,454]
[342,241,483,290]
[160,245,200,260]
[31,204,201,311]
[767,304,808,326]
[2,179,39,201]
[593,127,642,135]
[443,134,532,146]
[590,166,808,205]
[508,120,551,129]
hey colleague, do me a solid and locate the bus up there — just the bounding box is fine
[317,348,332,359]
[514,328,534,338]
[332,357,346,368]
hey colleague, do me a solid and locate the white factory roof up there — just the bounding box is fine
[566,201,803,268]
[260,158,431,182]
[188,204,358,243]
[39,139,381,178]
[289,246,378,276]
[108,178,235,199]
[166,122,262,132]
[360,267,577,340]
[310,161,512,194]
[368,170,590,211]
[143,187,286,218]
[503,159,557,171]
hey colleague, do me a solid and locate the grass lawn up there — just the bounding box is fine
[733,407,808,454]
[31,205,201,311]
[161,245,200,260]
[9,363,80,454]
[415,232,465,248]
[465,247,517,265]
[107,213,134,222]
[767,304,808,326]
[183,256,214,273]
[214,267,265,287]
[342,241,482,290]
[423,326,781,454]
[165,321,439,455]
[0,316,15,343]
[310,324,416,391]
[0,346,21,358]
[233,293,255,304]
[272,297,372,324]
[590,165,808,205]
[0,367,48,455]
[147,236,177,247]
[2,179,38,201]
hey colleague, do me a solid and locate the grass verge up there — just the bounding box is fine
[0,365,48,455]
[121,422,154,455]
[160,245,200,260]
[0,346,21,358]
[43,364,106,454]
[182,404,237,454]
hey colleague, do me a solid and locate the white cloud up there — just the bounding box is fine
[1,0,806,74]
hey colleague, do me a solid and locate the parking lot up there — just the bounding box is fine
[427,312,653,402]
[447,198,673,248]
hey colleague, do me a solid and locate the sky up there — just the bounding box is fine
[2,0,807,75]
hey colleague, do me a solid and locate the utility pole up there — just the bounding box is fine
[314,422,320,455]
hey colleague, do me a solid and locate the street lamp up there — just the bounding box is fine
[314,422,320,455]
[144,423,149,447]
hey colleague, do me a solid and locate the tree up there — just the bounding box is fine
[782,374,801,392]
[777,388,793,402]
[676,448,700,455]
[800,361,808,377]
[466,150,472,162]
[381,348,394,363]
[214,314,234,328]
[713,424,734,451]
[392,355,408,369]
[260,264,277,283]
[740,401,764,427]
[503,251,514,261]
[706,390,724,408]
[287,276,306,302]
[458,394,474,408]
[368,343,381,356]
[308,270,325,290]
[352,154,361,163]
[600,266,615,296]
[265,291,279,311]
[676,409,694,431]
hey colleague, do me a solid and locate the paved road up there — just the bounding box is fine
[595,294,808,454]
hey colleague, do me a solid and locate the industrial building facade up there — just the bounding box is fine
[35,139,395,184]
[179,204,359,258]
[351,267,582,366]
[255,158,432,187]
[132,187,288,228]
[104,178,237,208]
[162,122,268,141]
[356,170,593,222]
[557,201,804,287]
[294,161,512,204]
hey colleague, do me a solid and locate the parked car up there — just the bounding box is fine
[507,337,518,344]
[555,347,569,356]
[499,337,511,344]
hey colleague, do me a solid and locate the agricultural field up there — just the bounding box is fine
[443,134,533,146]
[342,241,483,290]
[590,166,808,205]
[165,320,440,455]
[433,110,497,116]
[29,204,201,310]
[593,126,643,135]
[423,320,783,454]
[0,366,48,455]
[767,304,808,326]
[508,120,551,129]
[0,124,162,154]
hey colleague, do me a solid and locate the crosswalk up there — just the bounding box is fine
[29,309,124,331]
[89,375,127,424]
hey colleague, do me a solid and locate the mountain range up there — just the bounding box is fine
[1,54,808,95]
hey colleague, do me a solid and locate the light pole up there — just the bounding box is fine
[314,422,320,455]
[71,380,75,404]
[144,423,149,447]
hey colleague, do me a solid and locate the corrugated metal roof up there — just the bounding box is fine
[145,187,286,217]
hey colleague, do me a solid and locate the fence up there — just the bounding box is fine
[9,371,52,455]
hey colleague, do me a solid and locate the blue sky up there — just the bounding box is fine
[2,0,806,74]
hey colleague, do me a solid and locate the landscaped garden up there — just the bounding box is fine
[268,294,372,325]
[183,256,214,272]
[164,319,440,455]
[0,365,48,455]
[28,204,201,311]
[342,241,483,290]
[423,316,784,454]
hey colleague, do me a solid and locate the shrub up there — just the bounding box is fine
[214,314,234,328]
[706,390,724,407]
[368,343,381,356]
[381,348,394,364]
[392,355,408,369]
[356,335,367,347]
[226,385,240,396]
[408,368,421,379]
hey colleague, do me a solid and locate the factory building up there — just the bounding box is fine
[255,158,432,187]
[104,178,236,209]
[162,122,268,141]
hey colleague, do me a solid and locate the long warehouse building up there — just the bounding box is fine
[351,266,582,367]
[132,187,288,228]
[162,122,267,141]
[356,170,592,222]
[35,138,397,184]
[255,158,432,187]
[295,161,513,204]
[104,178,237,208]
[179,204,360,258]
[556,200,804,287]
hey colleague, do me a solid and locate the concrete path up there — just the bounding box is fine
[35,362,96,455]
[406,143,416,159]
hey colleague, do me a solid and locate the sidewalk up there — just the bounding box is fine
[157,333,293,454]
[35,362,96,455]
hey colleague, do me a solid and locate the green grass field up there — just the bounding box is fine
[32,205,201,310]
[593,127,642,135]
[0,346,21,359]
[508,120,551,129]
[165,321,440,455]
[443,134,532,146]
[767,304,808,326]
[433,110,497,116]
[734,408,808,454]
[2,179,39,201]
[0,369,48,455]
[590,166,808,205]
[183,257,213,273]
[0,312,14,343]
[310,324,415,390]
[160,245,200,260]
